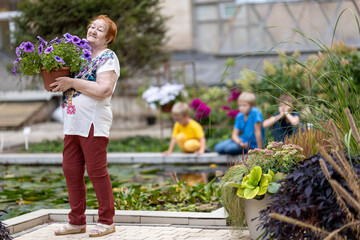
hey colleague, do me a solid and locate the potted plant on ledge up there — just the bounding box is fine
[220,142,305,239]
[225,166,285,239]
[12,33,91,91]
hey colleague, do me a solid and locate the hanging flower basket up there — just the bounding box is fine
[40,67,71,91]
[161,102,174,113]
[141,83,185,110]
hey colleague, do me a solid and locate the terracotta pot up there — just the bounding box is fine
[243,197,272,240]
[40,67,71,91]
[161,103,174,113]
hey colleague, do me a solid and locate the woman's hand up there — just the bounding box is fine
[50,77,73,92]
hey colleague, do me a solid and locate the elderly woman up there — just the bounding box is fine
[51,15,120,237]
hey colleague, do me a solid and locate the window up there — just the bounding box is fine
[219,3,246,20]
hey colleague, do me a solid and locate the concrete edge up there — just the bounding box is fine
[0,152,229,165]
[3,208,228,235]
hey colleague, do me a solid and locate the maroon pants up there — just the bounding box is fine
[62,125,114,225]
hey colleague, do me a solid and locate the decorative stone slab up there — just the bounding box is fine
[12,223,251,240]
[4,208,228,235]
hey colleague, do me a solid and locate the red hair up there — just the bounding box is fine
[88,15,117,45]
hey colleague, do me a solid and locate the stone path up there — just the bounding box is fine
[14,223,250,240]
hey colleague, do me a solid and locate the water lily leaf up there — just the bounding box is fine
[273,172,286,182]
[268,182,281,193]
[243,186,259,199]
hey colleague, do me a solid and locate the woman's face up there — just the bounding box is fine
[87,19,109,48]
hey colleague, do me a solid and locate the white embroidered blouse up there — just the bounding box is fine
[61,49,120,138]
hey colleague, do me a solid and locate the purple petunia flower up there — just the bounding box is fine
[50,37,58,43]
[37,36,48,45]
[228,89,242,102]
[227,110,240,118]
[38,44,44,55]
[77,39,86,48]
[84,43,91,51]
[221,106,231,111]
[189,99,204,110]
[64,33,73,41]
[83,49,91,60]
[23,42,34,53]
[19,42,26,49]
[15,47,21,57]
[13,58,21,65]
[72,36,81,44]
[54,56,65,65]
[44,46,53,54]
[11,67,17,76]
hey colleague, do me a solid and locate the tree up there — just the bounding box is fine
[12,0,169,78]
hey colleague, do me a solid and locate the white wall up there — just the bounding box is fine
[161,0,193,51]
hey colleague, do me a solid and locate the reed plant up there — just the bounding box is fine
[284,126,330,158]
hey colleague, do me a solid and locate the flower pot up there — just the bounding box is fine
[146,116,156,125]
[243,197,272,240]
[40,67,71,91]
[161,103,174,113]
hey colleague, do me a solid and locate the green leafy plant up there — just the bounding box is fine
[0,164,221,220]
[12,33,90,77]
[114,179,221,212]
[226,166,285,199]
[254,50,311,118]
[220,141,304,228]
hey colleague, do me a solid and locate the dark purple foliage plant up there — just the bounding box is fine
[259,153,360,240]
[0,210,12,240]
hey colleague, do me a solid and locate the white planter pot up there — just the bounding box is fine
[243,197,272,240]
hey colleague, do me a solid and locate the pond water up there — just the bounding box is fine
[0,164,226,220]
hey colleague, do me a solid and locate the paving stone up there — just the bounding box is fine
[13,223,249,240]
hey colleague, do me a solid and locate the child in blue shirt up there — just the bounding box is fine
[263,94,300,142]
[215,92,264,155]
